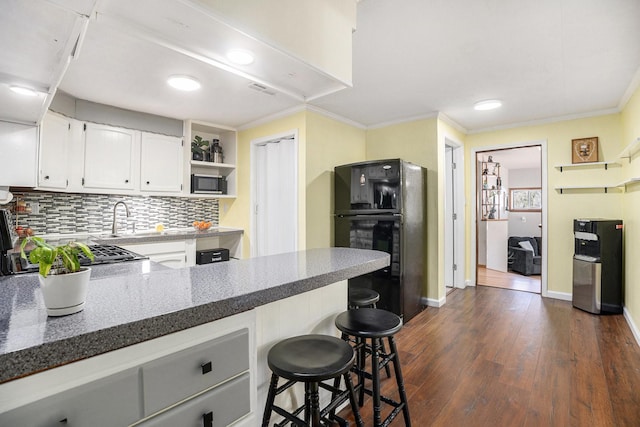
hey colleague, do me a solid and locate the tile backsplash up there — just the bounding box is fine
[8,192,219,235]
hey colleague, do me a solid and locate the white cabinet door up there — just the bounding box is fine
[83,123,137,191]
[38,113,70,190]
[0,122,38,187]
[140,133,183,193]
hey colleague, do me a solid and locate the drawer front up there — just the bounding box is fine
[138,373,250,427]
[142,328,249,416]
[0,367,140,427]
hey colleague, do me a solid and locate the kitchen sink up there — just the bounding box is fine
[97,229,194,239]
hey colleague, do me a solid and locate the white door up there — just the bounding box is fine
[83,123,137,191]
[444,146,455,288]
[140,133,183,193]
[252,134,297,257]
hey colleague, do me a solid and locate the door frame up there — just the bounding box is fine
[444,136,465,289]
[469,140,548,296]
[249,129,299,258]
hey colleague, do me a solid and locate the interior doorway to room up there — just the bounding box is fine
[475,145,542,294]
[251,131,298,257]
[444,139,464,294]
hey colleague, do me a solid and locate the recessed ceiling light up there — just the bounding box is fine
[167,75,201,91]
[226,49,254,65]
[474,99,502,111]
[9,85,39,97]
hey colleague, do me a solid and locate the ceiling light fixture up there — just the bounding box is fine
[226,49,254,65]
[167,75,201,91]
[9,85,39,97]
[474,99,502,111]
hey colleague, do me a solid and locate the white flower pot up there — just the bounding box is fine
[38,267,91,316]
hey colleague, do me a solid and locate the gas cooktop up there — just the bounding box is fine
[12,244,147,274]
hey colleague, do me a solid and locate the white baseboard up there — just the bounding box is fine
[544,290,572,301]
[623,306,640,348]
[422,296,445,308]
[464,279,475,288]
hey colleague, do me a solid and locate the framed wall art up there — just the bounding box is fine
[509,187,541,212]
[572,137,599,164]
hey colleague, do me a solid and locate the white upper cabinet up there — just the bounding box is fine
[140,133,183,193]
[83,123,138,191]
[0,121,38,187]
[38,113,70,190]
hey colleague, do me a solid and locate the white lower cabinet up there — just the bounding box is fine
[141,329,249,416]
[0,368,141,427]
[0,313,255,427]
[136,374,250,427]
[120,241,189,269]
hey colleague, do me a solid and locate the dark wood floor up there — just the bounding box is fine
[339,286,640,426]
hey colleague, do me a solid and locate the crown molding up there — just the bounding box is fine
[437,113,468,134]
[618,65,640,111]
[468,107,620,135]
[367,112,439,130]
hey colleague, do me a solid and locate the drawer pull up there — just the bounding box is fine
[201,361,212,375]
[203,411,213,427]
[59,418,68,424]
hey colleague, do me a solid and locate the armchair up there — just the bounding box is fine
[508,236,542,276]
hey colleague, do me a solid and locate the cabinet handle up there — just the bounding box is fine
[146,181,150,185]
[201,361,212,375]
[44,175,50,180]
[202,411,213,427]
[125,179,129,183]
[59,418,68,424]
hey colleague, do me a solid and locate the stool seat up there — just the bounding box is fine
[335,307,403,338]
[268,335,355,382]
[348,288,380,308]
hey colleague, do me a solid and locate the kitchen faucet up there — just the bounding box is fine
[111,201,130,235]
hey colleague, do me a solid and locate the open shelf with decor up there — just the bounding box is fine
[184,120,237,198]
[480,160,505,220]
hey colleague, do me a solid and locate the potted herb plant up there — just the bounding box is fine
[20,236,95,316]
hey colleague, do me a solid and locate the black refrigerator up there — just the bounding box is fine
[334,159,427,322]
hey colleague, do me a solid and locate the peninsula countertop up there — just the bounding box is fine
[0,248,389,384]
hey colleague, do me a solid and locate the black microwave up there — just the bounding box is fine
[191,174,227,194]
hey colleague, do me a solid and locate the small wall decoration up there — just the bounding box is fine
[571,137,599,164]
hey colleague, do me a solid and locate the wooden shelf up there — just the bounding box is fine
[618,137,640,160]
[554,161,618,172]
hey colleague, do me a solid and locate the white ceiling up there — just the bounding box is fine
[2,0,640,132]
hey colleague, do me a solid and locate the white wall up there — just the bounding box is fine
[507,167,541,237]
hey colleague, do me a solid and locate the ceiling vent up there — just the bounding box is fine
[248,83,276,96]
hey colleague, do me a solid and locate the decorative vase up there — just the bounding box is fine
[38,267,91,316]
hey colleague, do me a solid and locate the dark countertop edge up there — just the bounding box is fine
[0,252,388,384]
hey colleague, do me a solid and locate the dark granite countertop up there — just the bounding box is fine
[0,248,389,384]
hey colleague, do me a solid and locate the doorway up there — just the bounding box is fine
[473,144,545,294]
[444,137,464,293]
[250,131,298,257]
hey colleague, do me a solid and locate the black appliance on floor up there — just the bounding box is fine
[334,159,427,322]
[572,219,623,314]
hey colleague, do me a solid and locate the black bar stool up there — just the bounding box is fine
[335,308,411,427]
[348,288,380,309]
[262,334,364,427]
[347,288,392,379]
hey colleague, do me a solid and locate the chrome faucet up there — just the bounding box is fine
[111,201,130,235]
